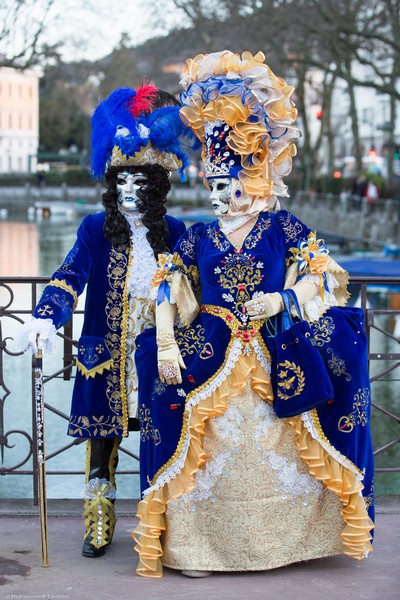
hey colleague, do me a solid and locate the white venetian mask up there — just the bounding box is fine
[116,171,148,214]
[208,177,232,216]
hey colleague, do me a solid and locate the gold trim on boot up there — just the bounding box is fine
[82,438,121,554]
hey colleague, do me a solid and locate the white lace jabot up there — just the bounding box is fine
[125,214,157,298]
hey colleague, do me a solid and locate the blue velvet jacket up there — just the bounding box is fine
[33,211,185,439]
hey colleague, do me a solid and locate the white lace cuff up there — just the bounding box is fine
[301,273,340,322]
[17,316,57,355]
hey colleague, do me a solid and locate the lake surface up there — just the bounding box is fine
[0,210,398,499]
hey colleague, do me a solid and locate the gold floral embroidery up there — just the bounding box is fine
[276,360,305,400]
[326,348,352,381]
[175,323,206,358]
[140,404,162,445]
[311,315,335,346]
[217,252,263,320]
[68,414,123,437]
[338,387,370,433]
[104,244,131,436]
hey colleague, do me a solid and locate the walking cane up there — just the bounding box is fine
[34,344,49,567]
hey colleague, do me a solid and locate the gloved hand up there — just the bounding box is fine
[245,279,318,321]
[156,300,186,385]
[158,342,186,385]
[245,292,283,320]
[17,317,56,355]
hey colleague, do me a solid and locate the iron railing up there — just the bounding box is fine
[0,276,399,503]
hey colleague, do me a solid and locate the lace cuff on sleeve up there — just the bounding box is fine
[17,316,57,355]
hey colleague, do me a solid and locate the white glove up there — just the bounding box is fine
[245,279,318,321]
[156,300,186,385]
[17,317,57,355]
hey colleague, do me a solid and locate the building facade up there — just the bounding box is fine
[0,67,39,173]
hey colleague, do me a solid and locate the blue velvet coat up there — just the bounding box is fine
[33,211,185,439]
[136,210,374,524]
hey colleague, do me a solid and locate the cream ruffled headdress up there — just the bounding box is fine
[179,50,301,209]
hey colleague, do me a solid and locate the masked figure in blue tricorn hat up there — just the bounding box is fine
[19,84,194,558]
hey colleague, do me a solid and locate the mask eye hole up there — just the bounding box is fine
[117,176,127,185]
[217,182,227,191]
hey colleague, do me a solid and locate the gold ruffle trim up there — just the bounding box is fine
[49,278,78,310]
[180,50,299,199]
[288,412,374,559]
[132,350,272,577]
[76,358,114,380]
[133,348,374,577]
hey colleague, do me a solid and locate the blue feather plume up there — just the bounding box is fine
[90,87,137,179]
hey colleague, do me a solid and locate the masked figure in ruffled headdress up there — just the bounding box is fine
[18,85,193,557]
[133,51,374,578]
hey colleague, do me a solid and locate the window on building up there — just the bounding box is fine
[9,83,12,96]
[19,114,23,129]
[8,113,12,128]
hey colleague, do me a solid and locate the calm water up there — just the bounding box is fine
[0,210,399,498]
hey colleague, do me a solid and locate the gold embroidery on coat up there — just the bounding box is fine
[278,212,303,243]
[175,323,206,358]
[68,414,123,437]
[338,387,370,433]
[326,348,352,381]
[311,315,335,346]
[104,244,131,435]
[218,253,263,319]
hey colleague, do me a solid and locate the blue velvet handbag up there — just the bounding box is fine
[270,289,334,418]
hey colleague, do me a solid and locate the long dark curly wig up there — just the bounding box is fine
[102,163,172,256]
[102,89,179,257]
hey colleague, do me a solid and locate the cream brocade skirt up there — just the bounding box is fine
[162,380,344,572]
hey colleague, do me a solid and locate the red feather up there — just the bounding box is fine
[127,84,158,117]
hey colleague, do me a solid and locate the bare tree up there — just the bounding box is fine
[0,0,58,68]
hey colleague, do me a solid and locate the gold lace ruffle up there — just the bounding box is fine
[288,412,374,558]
